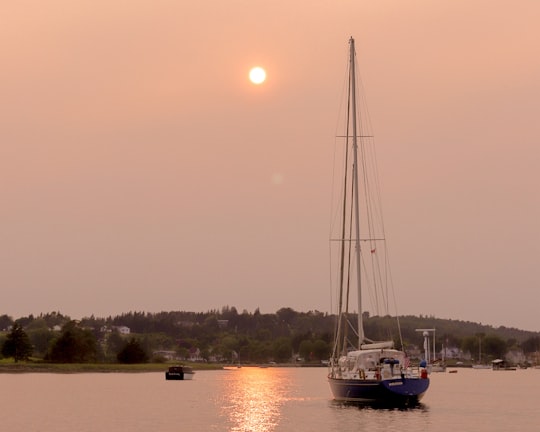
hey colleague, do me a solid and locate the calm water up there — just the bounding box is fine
[1,367,539,431]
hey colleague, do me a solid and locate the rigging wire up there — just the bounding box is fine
[329,39,406,354]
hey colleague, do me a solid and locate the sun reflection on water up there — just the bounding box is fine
[218,367,290,432]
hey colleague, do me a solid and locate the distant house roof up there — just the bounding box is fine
[217,320,229,329]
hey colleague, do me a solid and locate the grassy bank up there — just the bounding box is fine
[0,360,221,373]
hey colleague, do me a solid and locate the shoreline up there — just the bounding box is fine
[0,362,323,373]
[0,362,219,374]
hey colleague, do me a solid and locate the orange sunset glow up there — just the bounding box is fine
[1,1,539,331]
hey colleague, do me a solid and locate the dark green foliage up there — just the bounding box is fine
[297,339,331,361]
[2,307,539,364]
[312,339,331,360]
[522,336,540,354]
[483,335,507,359]
[1,323,33,362]
[39,312,71,328]
[27,328,55,358]
[47,321,98,363]
[298,339,332,362]
[461,336,478,358]
[461,334,508,362]
[105,331,125,360]
[272,337,293,362]
[0,314,13,331]
[117,338,148,364]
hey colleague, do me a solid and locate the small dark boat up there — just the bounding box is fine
[165,365,195,380]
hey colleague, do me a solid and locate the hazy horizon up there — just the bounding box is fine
[3,305,539,334]
[2,2,539,332]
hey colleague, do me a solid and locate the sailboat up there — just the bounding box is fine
[327,37,430,406]
[472,335,491,369]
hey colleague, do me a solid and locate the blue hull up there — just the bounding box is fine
[328,376,429,406]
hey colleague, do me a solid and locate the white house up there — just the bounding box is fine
[114,326,131,335]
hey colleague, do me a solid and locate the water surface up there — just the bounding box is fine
[1,367,539,431]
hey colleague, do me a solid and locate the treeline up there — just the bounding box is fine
[1,307,539,364]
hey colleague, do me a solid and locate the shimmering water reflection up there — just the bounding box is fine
[217,367,291,431]
[1,367,539,431]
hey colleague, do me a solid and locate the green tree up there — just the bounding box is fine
[105,331,125,360]
[176,346,190,360]
[522,336,540,355]
[312,339,331,361]
[483,335,507,359]
[272,337,292,363]
[1,323,33,362]
[47,321,98,363]
[298,339,313,361]
[461,336,478,359]
[0,314,13,331]
[27,328,55,358]
[117,338,148,364]
[276,307,297,326]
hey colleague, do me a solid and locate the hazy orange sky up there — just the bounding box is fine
[1,1,539,331]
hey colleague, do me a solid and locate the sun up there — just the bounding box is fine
[249,66,267,85]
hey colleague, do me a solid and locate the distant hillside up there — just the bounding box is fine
[2,308,539,364]
[3,309,539,342]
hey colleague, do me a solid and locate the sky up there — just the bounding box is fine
[1,1,539,331]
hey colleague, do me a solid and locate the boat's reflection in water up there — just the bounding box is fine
[330,399,429,412]
[219,367,288,432]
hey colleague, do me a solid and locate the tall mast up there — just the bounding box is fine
[349,37,364,346]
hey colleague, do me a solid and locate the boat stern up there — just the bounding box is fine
[381,377,430,401]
